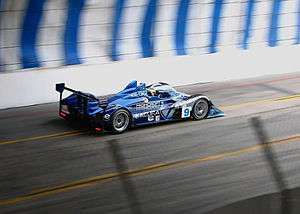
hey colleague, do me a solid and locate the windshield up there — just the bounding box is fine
[154,85,177,93]
[147,83,178,97]
[147,83,176,92]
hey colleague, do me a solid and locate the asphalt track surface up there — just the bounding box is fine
[1,73,300,214]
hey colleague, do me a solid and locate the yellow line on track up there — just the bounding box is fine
[220,93,300,110]
[0,130,85,146]
[1,134,300,206]
[274,94,300,101]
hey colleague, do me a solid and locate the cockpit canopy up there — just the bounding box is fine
[146,82,178,98]
[121,81,178,98]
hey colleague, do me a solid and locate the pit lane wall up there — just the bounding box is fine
[0,0,300,109]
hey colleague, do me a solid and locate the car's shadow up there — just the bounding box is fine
[44,117,195,138]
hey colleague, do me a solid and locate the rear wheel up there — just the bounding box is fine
[192,99,209,120]
[110,109,130,133]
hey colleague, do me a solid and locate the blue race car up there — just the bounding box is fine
[56,81,224,133]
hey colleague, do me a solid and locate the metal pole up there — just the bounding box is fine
[250,117,291,214]
[107,139,143,214]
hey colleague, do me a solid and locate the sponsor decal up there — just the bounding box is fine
[136,101,162,109]
[130,91,147,97]
[148,114,154,121]
[104,114,110,120]
[155,115,160,122]
[181,106,192,118]
[143,97,149,103]
[133,110,160,120]
[161,108,175,119]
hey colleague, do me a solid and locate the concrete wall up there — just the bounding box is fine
[0,0,300,109]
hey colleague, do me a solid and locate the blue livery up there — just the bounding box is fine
[56,81,224,133]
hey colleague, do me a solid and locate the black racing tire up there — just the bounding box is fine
[110,109,131,134]
[191,98,210,120]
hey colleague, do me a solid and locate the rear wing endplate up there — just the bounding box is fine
[55,83,98,115]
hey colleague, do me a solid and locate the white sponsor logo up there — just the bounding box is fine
[136,101,162,109]
[130,91,147,97]
[133,110,160,119]
[104,114,110,120]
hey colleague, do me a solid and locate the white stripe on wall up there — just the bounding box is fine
[0,0,29,71]
[154,0,178,56]
[79,0,112,65]
[188,0,213,54]
[250,0,273,48]
[185,0,203,55]
[278,0,297,46]
[218,0,243,51]
[120,0,148,60]
[38,0,67,68]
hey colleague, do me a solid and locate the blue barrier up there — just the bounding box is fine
[141,0,158,58]
[241,0,255,49]
[268,0,282,47]
[64,0,86,65]
[209,0,224,53]
[296,0,300,44]
[175,0,191,55]
[21,0,46,69]
[111,0,126,61]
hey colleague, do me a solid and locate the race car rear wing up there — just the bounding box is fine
[55,83,99,116]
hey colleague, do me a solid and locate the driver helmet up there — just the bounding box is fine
[147,87,157,96]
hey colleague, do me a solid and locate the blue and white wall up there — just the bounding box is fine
[0,0,112,71]
[1,0,300,108]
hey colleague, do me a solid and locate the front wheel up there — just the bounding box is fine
[110,109,131,134]
[191,99,209,120]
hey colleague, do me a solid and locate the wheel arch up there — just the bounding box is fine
[190,96,211,120]
[188,94,212,107]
